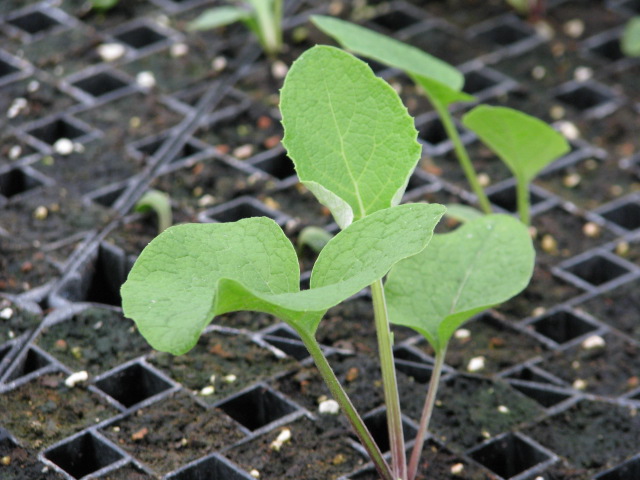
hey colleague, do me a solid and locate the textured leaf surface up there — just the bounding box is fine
[385,215,534,353]
[122,204,444,355]
[462,105,570,183]
[280,45,421,228]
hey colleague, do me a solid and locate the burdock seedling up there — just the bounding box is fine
[121,45,534,480]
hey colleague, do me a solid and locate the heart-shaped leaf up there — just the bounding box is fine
[385,214,534,354]
[121,203,444,355]
[462,105,570,184]
[280,45,422,228]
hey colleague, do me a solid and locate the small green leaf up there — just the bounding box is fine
[622,17,640,57]
[462,105,570,184]
[121,203,444,355]
[385,214,534,353]
[187,7,250,31]
[135,189,172,233]
[281,45,422,228]
[297,226,333,254]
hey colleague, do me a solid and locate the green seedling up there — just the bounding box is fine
[121,45,534,480]
[187,0,283,57]
[461,105,570,225]
[385,214,534,479]
[622,17,640,57]
[310,15,490,214]
[311,16,569,224]
[134,189,173,234]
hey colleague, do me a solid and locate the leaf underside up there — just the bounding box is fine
[385,214,534,353]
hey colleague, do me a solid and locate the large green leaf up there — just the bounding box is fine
[280,45,422,228]
[385,214,534,353]
[121,203,444,355]
[462,105,570,184]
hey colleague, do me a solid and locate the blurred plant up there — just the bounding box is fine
[90,0,119,12]
[622,17,640,57]
[187,0,283,57]
[506,0,546,20]
[134,189,172,234]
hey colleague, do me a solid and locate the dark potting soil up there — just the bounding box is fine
[352,441,493,480]
[100,463,153,480]
[0,299,42,344]
[0,372,118,450]
[101,391,246,476]
[149,158,269,218]
[427,375,544,450]
[148,331,297,406]
[36,307,152,376]
[524,399,640,474]
[535,155,640,211]
[497,264,582,321]
[424,139,513,191]
[538,331,640,396]
[576,277,640,342]
[225,416,366,480]
[0,437,65,480]
[1,0,640,479]
[414,312,547,375]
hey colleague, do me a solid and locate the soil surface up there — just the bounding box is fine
[1,0,639,479]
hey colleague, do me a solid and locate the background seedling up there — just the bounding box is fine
[311,15,491,214]
[188,0,283,57]
[385,214,534,479]
[134,189,172,234]
[280,45,429,478]
[461,105,570,225]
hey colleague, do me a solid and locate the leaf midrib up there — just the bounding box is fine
[321,65,366,218]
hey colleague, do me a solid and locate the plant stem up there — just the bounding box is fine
[433,102,493,215]
[297,329,395,480]
[407,348,446,480]
[516,176,531,225]
[371,279,407,480]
